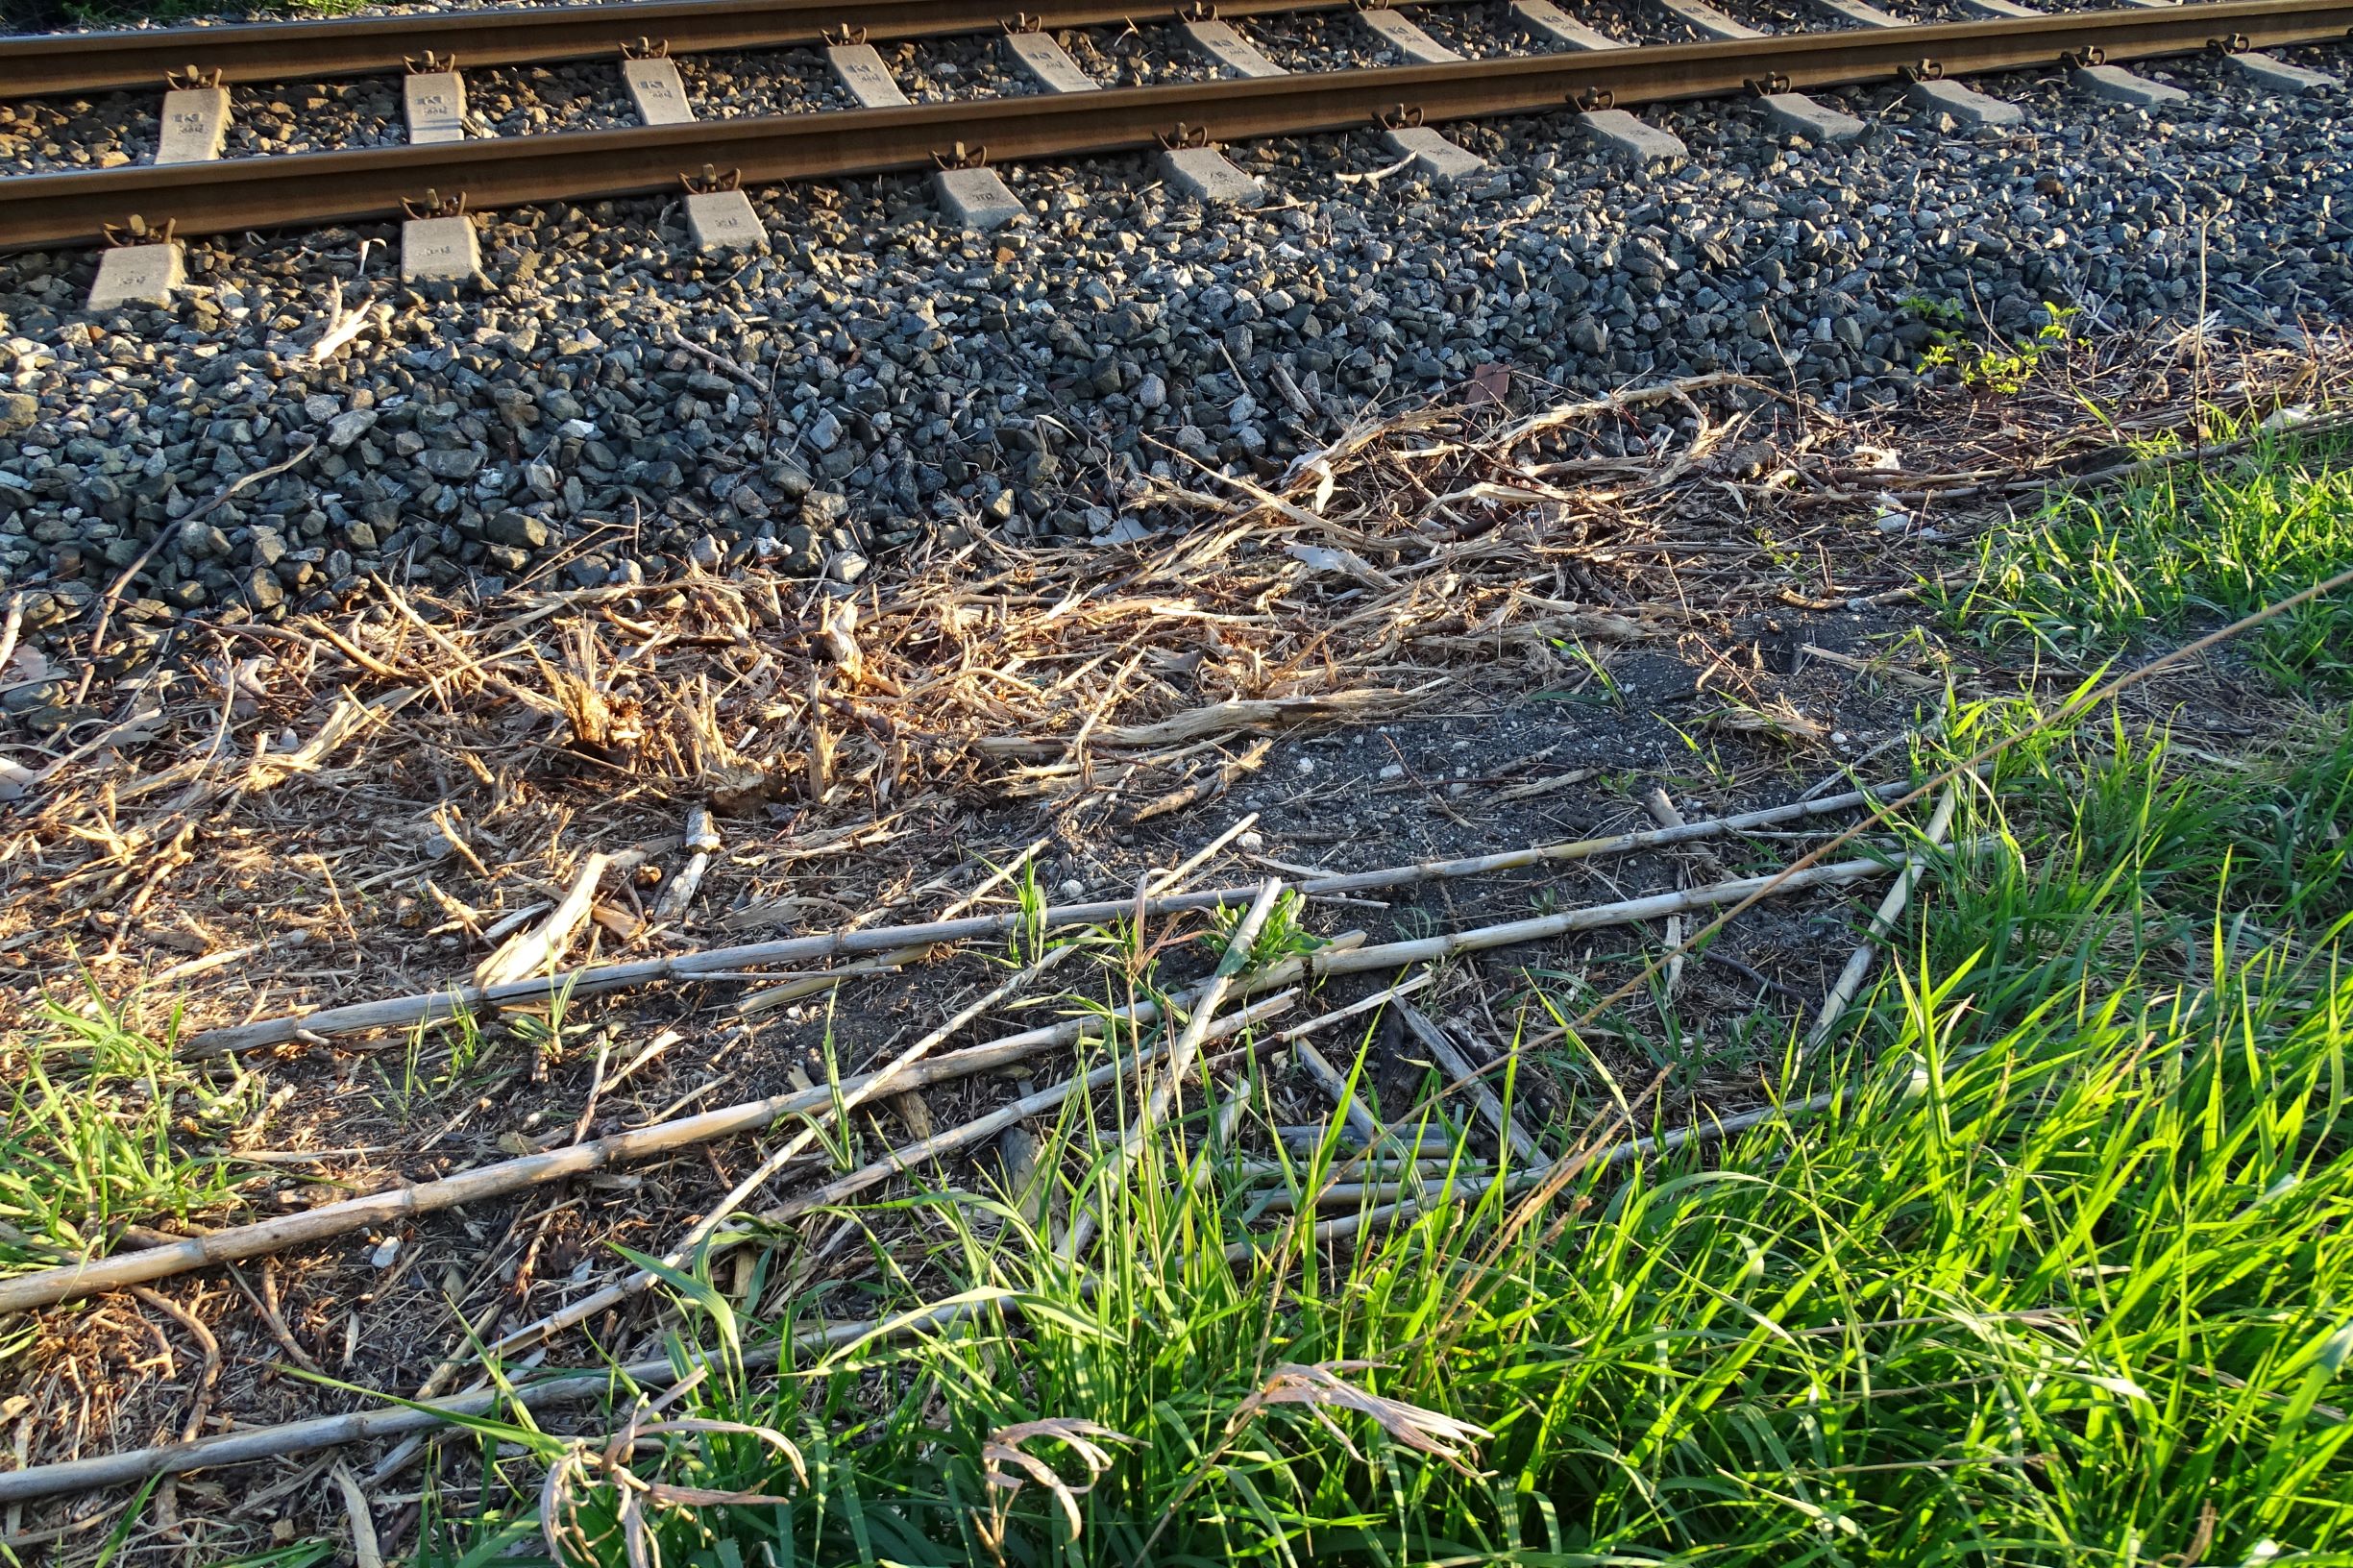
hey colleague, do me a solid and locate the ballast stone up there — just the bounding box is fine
[87,244,184,310]
[1159,144,1265,205]
[934,166,1025,231]
[2071,63,2193,108]
[402,215,481,282]
[1581,109,1686,165]
[1906,77,2026,127]
[1382,125,1489,183]
[685,190,767,251]
[1757,91,1866,142]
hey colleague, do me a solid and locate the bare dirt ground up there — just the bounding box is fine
[0,333,2339,1558]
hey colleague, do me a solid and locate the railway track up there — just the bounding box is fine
[1,0,2345,270]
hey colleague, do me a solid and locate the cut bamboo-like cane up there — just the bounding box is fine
[1305,854,1910,982]
[0,1297,996,1507]
[1248,1164,1503,1214]
[1290,779,1911,896]
[1144,812,1260,897]
[1230,1156,1470,1182]
[0,946,1343,1317]
[475,852,609,989]
[1226,1090,1840,1262]
[1395,1005,1537,1162]
[1800,786,1959,1064]
[184,885,1259,1059]
[1274,1123,1458,1154]
[184,780,1921,1058]
[650,807,722,922]
[1062,879,1286,1261]
[483,943,1087,1357]
[1641,784,1690,997]
[731,837,1047,1015]
[1291,1038,1382,1147]
[753,993,1298,1229]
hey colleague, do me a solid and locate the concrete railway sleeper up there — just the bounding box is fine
[1,0,2347,289]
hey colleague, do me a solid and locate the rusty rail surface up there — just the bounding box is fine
[3,0,2347,250]
[12,0,1431,95]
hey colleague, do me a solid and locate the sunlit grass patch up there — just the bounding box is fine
[403,717,2353,1568]
[1942,424,2353,693]
[0,1000,257,1284]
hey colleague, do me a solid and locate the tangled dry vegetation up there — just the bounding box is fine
[0,328,2343,1556]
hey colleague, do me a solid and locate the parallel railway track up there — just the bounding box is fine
[2,0,2347,252]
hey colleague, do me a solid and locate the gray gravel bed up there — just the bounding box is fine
[1064,24,1226,86]
[890,36,1049,103]
[1242,13,1402,72]
[676,50,850,117]
[1704,0,1848,34]
[468,63,637,136]
[228,79,405,155]
[5,54,2352,642]
[1872,0,1980,22]
[1415,2,1584,57]
[0,93,159,172]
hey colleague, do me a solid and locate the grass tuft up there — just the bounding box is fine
[0,998,255,1286]
[1941,424,2353,693]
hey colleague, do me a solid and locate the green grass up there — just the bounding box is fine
[1940,426,2353,694]
[394,701,2353,1568]
[0,998,255,1287]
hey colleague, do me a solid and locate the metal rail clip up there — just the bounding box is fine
[822,24,869,44]
[1175,1,1216,21]
[1159,122,1213,149]
[1898,58,1944,81]
[101,215,175,248]
[1002,12,1045,32]
[1744,71,1792,96]
[2205,31,2251,53]
[2060,44,2106,66]
[1352,0,1394,12]
[680,164,742,194]
[402,189,469,220]
[1375,104,1424,129]
[404,51,457,75]
[932,141,990,169]
[1573,85,1615,110]
[165,65,224,90]
[620,36,671,59]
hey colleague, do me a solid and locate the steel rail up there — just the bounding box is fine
[3,0,2347,250]
[4,0,1437,97]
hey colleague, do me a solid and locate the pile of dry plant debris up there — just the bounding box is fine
[0,330,2341,1556]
